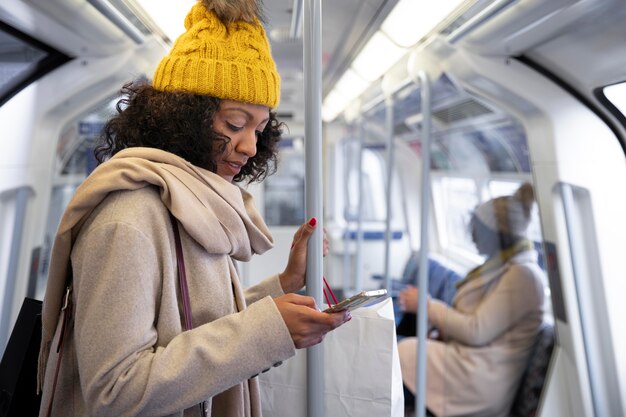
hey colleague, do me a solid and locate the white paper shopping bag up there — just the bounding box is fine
[259,298,404,417]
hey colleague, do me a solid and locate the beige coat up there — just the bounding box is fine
[38,148,295,417]
[398,250,545,417]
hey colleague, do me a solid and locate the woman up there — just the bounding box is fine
[37,1,350,416]
[398,183,545,417]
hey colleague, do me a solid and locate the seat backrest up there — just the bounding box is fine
[509,323,555,417]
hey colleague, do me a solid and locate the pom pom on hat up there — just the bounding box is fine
[200,0,263,23]
[473,182,535,237]
[152,0,280,108]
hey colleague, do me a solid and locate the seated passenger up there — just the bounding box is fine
[398,183,545,417]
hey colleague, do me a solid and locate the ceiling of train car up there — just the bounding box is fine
[523,0,626,93]
[262,0,399,119]
[7,0,400,122]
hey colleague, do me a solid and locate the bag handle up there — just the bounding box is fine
[169,213,207,415]
[45,286,72,417]
[169,212,193,330]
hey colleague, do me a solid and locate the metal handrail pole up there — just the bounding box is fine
[290,0,304,39]
[415,71,432,417]
[355,120,365,293]
[304,0,324,416]
[87,0,144,44]
[383,97,395,294]
[342,149,352,294]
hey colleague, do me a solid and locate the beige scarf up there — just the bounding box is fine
[455,239,533,290]
[37,147,273,391]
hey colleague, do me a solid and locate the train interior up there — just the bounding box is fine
[1,0,626,416]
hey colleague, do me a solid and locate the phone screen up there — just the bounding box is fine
[323,289,387,313]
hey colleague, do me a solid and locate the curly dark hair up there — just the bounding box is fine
[94,81,284,183]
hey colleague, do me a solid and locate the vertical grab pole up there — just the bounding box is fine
[383,97,396,294]
[355,119,365,294]
[415,71,432,417]
[342,138,352,295]
[304,1,324,416]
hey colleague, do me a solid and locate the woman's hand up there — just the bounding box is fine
[274,293,351,348]
[398,285,419,312]
[279,217,328,293]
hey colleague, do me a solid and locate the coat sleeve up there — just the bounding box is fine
[428,265,544,346]
[71,221,295,417]
[244,274,285,304]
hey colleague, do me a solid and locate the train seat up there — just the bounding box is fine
[509,323,555,417]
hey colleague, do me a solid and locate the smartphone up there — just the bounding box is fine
[323,289,388,313]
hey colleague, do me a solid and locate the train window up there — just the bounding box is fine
[492,123,531,173]
[603,81,626,115]
[432,176,480,260]
[438,133,490,174]
[0,28,45,91]
[466,131,519,172]
[343,143,388,223]
[56,99,115,176]
[348,146,387,222]
[263,138,306,226]
[432,176,544,269]
[0,21,70,106]
[432,121,529,174]
[328,137,387,226]
[487,179,521,198]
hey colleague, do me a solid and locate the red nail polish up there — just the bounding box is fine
[308,217,317,227]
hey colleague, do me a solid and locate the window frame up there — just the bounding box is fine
[0,20,71,107]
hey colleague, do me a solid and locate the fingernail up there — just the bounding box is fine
[308,217,317,227]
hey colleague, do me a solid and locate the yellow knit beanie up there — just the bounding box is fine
[152,0,280,108]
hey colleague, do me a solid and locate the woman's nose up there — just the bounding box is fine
[235,129,258,157]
